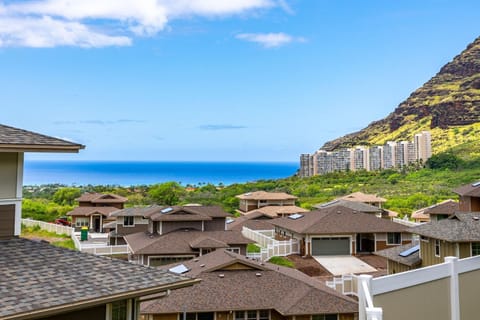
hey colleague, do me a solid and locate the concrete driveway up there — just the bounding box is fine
[313,256,377,276]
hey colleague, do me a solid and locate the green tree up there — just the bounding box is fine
[426,153,461,170]
[52,187,82,206]
[148,182,184,205]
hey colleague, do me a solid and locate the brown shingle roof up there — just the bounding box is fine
[227,212,275,231]
[453,181,480,197]
[125,230,252,255]
[247,205,308,217]
[110,205,161,217]
[145,206,230,222]
[408,212,480,242]
[67,206,119,217]
[236,191,297,201]
[314,199,382,213]
[0,124,84,152]
[141,250,357,316]
[412,199,459,220]
[271,205,407,234]
[76,192,128,203]
[0,238,196,319]
[374,243,421,267]
[337,192,386,203]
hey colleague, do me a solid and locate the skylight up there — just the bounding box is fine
[472,181,480,187]
[168,264,190,274]
[161,207,173,214]
[226,218,234,224]
[399,245,420,257]
[288,213,304,220]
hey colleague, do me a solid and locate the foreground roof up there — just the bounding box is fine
[337,192,387,203]
[271,204,407,234]
[141,250,357,316]
[408,212,480,242]
[0,238,197,320]
[125,230,252,255]
[236,191,297,200]
[374,243,421,267]
[0,124,84,152]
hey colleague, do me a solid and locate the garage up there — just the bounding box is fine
[311,237,350,255]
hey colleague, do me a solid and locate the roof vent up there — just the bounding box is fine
[256,273,262,277]
[194,258,199,262]
[219,274,225,278]
[474,216,479,221]
[200,264,205,268]
[337,210,341,214]
[472,182,480,187]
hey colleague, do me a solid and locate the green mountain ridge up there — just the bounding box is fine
[322,36,480,156]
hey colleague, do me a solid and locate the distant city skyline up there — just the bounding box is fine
[1,1,480,162]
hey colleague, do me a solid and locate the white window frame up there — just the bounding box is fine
[387,232,401,245]
[235,310,270,320]
[76,217,89,227]
[435,239,441,257]
[312,315,338,320]
[226,247,241,254]
[123,216,135,227]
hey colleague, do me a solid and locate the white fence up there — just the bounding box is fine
[22,218,74,236]
[326,274,357,296]
[242,227,299,261]
[21,218,128,256]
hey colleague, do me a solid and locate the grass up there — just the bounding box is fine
[268,256,294,268]
[247,243,261,253]
[21,224,76,250]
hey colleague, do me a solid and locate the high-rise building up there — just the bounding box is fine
[415,131,432,162]
[383,141,397,169]
[369,146,383,171]
[299,154,314,177]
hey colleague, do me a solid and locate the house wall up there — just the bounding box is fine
[373,278,450,320]
[387,260,413,274]
[459,243,471,258]
[0,152,23,237]
[38,305,106,320]
[338,314,355,320]
[0,204,15,239]
[420,238,457,267]
[459,268,480,319]
[151,313,178,320]
[459,195,480,212]
[204,217,226,231]
[161,221,203,234]
[0,152,19,199]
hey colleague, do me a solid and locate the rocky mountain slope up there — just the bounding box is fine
[322,36,480,154]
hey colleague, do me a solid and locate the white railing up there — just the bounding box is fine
[22,218,74,236]
[243,227,299,261]
[326,274,357,296]
[21,218,128,256]
[357,275,383,320]
[392,217,420,227]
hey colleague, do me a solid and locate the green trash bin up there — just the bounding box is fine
[80,226,88,241]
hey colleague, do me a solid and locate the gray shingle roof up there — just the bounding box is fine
[453,182,480,197]
[141,250,357,316]
[109,205,161,217]
[145,206,231,222]
[0,238,196,319]
[374,243,422,267]
[408,212,480,242]
[313,199,382,213]
[0,124,84,152]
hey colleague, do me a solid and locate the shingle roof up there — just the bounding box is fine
[374,243,422,267]
[247,205,308,217]
[125,230,253,255]
[67,206,119,217]
[227,212,276,231]
[453,182,480,197]
[412,199,459,220]
[145,206,230,222]
[110,205,161,217]
[236,191,297,201]
[408,212,480,242]
[337,192,386,203]
[271,204,407,234]
[76,193,128,203]
[0,238,197,320]
[314,199,382,213]
[0,124,84,152]
[141,250,357,316]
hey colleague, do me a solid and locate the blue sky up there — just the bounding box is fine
[1,0,480,162]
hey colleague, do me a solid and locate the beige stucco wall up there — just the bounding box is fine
[373,278,450,320]
[459,269,480,319]
[0,153,19,199]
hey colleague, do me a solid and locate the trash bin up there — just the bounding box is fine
[80,226,88,241]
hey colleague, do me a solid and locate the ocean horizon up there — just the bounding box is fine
[23,160,299,186]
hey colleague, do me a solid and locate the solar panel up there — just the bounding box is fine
[161,207,173,214]
[168,264,190,274]
[399,244,420,257]
[226,218,234,224]
[472,181,480,187]
[288,213,304,220]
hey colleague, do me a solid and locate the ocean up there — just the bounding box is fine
[23,161,299,186]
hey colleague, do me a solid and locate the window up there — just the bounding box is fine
[76,217,89,227]
[259,310,269,320]
[235,310,270,320]
[472,243,480,256]
[226,247,240,254]
[235,311,246,320]
[148,255,195,267]
[435,239,441,257]
[312,315,338,320]
[420,235,429,242]
[387,232,401,245]
[123,216,134,227]
[111,300,127,320]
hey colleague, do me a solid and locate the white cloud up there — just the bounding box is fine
[0,0,278,48]
[236,32,305,48]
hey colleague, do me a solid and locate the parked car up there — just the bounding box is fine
[54,216,71,226]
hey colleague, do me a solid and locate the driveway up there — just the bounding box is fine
[313,256,377,276]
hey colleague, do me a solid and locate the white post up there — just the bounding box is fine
[445,256,460,320]
[357,275,373,320]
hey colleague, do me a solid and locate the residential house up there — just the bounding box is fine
[125,205,252,267]
[107,206,155,245]
[141,249,358,320]
[67,192,128,232]
[227,205,308,232]
[336,192,386,208]
[271,203,410,256]
[411,199,459,223]
[236,191,297,213]
[453,182,480,211]
[0,124,197,320]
